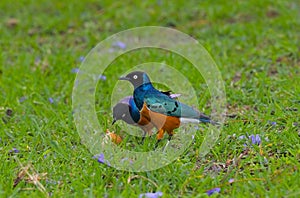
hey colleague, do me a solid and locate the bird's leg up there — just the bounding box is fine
[140,131,147,144]
[141,136,145,144]
[156,129,165,140]
[167,131,174,141]
[155,129,164,149]
[154,139,161,149]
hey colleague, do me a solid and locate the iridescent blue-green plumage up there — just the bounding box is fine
[128,96,140,123]
[112,96,140,125]
[112,91,182,125]
[120,71,212,124]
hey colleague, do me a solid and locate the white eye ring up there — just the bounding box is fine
[133,75,138,79]
[122,113,126,118]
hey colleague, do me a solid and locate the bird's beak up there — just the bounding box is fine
[112,119,117,125]
[119,76,129,81]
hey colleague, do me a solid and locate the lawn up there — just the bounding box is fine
[1,0,300,197]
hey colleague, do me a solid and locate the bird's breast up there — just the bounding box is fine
[140,102,180,132]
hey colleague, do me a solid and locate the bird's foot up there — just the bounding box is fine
[140,136,146,144]
[162,140,171,152]
[154,139,161,149]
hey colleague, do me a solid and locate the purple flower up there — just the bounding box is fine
[192,135,195,140]
[139,192,163,198]
[238,135,246,140]
[268,121,277,126]
[35,57,41,64]
[19,96,27,103]
[249,134,261,145]
[112,41,126,49]
[206,188,221,196]
[10,148,20,153]
[93,153,105,164]
[46,179,57,185]
[98,75,107,81]
[71,68,80,73]
[120,157,133,164]
[229,178,234,183]
[239,134,262,146]
[79,56,85,62]
[48,97,54,104]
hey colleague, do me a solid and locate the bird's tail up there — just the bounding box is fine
[180,103,219,125]
[199,116,211,123]
[180,115,219,125]
[199,113,219,125]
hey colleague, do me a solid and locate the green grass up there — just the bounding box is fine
[1,0,300,197]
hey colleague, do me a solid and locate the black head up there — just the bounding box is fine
[112,103,135,125]
[119,71,151,88]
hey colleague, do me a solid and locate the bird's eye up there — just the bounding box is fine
[122,113,126,118]
[133,75,138,79]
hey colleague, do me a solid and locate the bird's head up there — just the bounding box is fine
[119,71,151,89]
[112,103,135,125]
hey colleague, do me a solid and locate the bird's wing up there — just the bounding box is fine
[144,91,182,116]
[144,89,211,122]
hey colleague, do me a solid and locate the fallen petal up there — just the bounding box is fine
[206,187,221,196]
[48,97,54,104]
[112,41,126,49]
[98,75,107,81]
[71,68,80,73]
[139,191,163,198]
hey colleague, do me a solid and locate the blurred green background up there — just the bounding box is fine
[0,0,299,197]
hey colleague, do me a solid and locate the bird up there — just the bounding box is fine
[112,96,154,138]
[119,71,214,145]
[112,92,181,140]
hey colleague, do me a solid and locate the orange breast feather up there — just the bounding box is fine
[136,111,155,135]
[140,103,180,135]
